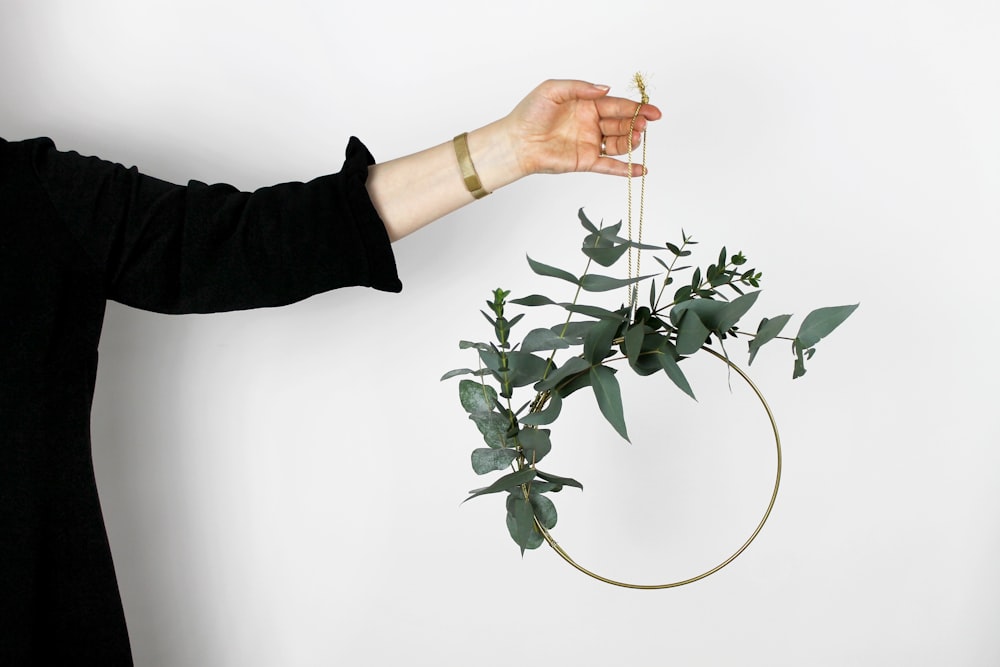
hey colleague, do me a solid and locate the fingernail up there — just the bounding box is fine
[593,84,610,91]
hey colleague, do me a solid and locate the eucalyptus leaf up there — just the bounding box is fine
[459,379,498,415]
[465,467,536,502]
[521,328,572,354]
[459,340,490,351]
[597,221,623,241]
[582,243,630,267]
[550,321,594,344]
[440,367,476,381]
[583,316,622,364]
[509,294,557,307]
[747,314,792,365]
[529,493,558,530]
[504,351,550,387]
[670,298,726,330]
[557,370,594,397]
[580,273,657,293]
[471,448,519,475]
[535,470,583,491]
[528,481,561,494]
[520,392,562,426]
[609,236,664,250]
[624,323,647,370]
[517,428,552,464]
[526,255,579,285]
[470,411,511,448]
[590,365,630,442]
[560,303,626,321]
[796,304,859,348]
[506,493,543,553]
[578,208,599,234]
[477,348,503,374]
[534,356,591,392]
[717,290,761,331]
[674,310,711,355]
[657,345,696,400]
[793,339,807,379]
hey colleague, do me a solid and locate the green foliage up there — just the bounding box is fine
[445,211,856,553]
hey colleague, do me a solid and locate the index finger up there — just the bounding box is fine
[595,96,663,121]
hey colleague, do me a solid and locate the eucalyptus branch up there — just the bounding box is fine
[445,212,856,556]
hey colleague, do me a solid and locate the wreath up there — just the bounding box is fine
[442,76,857,586]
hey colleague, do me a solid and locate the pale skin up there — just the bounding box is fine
[366,79,663,242]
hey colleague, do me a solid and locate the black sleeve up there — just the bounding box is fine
[30,136,402,314]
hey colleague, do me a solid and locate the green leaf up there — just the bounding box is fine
[535,356,591,392]
[465,467,536,502]
[580,273,657,293]
[673,285,693,303]
[521,328,571,354]
[674,310,711,355]
[527,255,579,285]
[658,345,696,400]
[717,290,761,331]
[470,411,511,448]
[458,340,490,351]
[506,493,543,554]
[459,379,498,414]
[471,448,519,474]
[535,470,583,491]
[509,294,557,307]
[796,304,859,349]
[530,493,558,530]
[558,370,593,397]
[560,303,626,321]
[517,428,552,464]
[597,221,623,241]
[590,365,630,442]
[610,237,664,250]
[624,323,647,370]
[477,352,504,384]
[578,208,599,234]
[550,321,595,345]
[747,314,792,365]
[440,367,476,381]
[670,298,725,330]
[793,339,807,379]
[581,243,630,267]
[528,481,562,494]
[583,316,623,364]
[502,351,549,388]
[520,393,562,426]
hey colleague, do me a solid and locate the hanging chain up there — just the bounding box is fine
[626,73,650,310]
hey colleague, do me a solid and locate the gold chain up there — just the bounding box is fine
[626,73,650,309]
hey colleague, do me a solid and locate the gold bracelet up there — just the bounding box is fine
[453,132,490,199]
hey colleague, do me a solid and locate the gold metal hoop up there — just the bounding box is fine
[533,346,782,589]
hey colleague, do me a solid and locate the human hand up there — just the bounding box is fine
[502,79,663,179]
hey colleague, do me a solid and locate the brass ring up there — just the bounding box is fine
[533,347,782,589]
[600,138,607,157]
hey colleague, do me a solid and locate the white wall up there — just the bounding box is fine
[3,1,998,665]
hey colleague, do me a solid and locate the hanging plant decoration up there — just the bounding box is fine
[442,74,857,587]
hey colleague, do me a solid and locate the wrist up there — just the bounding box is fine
[464,119,526,194]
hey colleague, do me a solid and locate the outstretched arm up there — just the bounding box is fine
[366,79,662,242]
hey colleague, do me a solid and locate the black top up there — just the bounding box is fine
[0,136,401,664]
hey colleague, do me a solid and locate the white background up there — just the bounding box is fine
[3,1,998,665]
